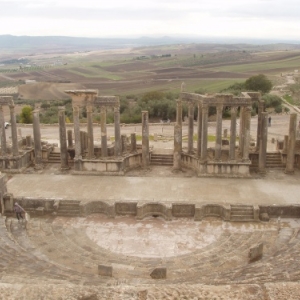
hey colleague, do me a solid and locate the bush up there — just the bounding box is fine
[245,74,273,94]
[274,105,283,113]
[19,106,33,124]
[262,94,282,108]
[220,82,246,95]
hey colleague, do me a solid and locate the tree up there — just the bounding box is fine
[245,74,273,94]
[19,105,33,124]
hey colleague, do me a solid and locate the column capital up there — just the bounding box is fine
[202,103,209,112]
[245,105,252,112]
[100,106,106,113]
[231,106,238,113]
[86,105,93,113]
[188,102,194,108]
[216,104,223,113]
[73,105,80,113]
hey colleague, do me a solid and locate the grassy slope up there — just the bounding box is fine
[1,44,300,98]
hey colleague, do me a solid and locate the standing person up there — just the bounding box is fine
[14,202,25,222]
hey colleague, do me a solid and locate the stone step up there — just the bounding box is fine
[230,216,255,222]
[48,151,73,164]
[231,206,253,211]
[151,154,173,166]
[58,203,80,209]
[231,211,254,216]
[57,212,80,216]
[230,205,254,221]
[151,161,173,166]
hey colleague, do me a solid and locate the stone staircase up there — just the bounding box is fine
[57,200,81,216]
[48,151,61,163]
[250,152,284,171]
[266,152,284,168]
[230,205,255,222]
[48,150,74,165]
[150,153,173,166]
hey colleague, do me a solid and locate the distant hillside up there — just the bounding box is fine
[0,35,197,53]
[1,35,300,54]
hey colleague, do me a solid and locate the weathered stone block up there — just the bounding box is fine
[222,139,229,146]
[35,207,45,216]
[172,204,195,218]
[98,265,112,277]
[115,202,137,215]
[249,243,263,262]
[260,213,270,222]
[150,267,166,279]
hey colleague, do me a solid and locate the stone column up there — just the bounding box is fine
[18,128,22,138]
[239,107,245,153]
[283,135,288,153]
[188,102,194,154]
[114,105,121,156]
[9,104,19,157]
[67,130,73,148]
[100,106,108,157]
[285,113,297,174]
[121,134,127,154]
[80,131,86,154]
[215,104,223,161]
[173,100,182,170]
[256,100,264,152]
[258,112,268,174]
[0,106,7,155]
[58,107,69,170]
[242,106,251,161]
[33,110,42,166]
[85,132,88,153]
[26,135,32,148]
[86,105,94,159]
[197,103,202,157]
[229,107,237,161]
[73,106,81,160]
[142,111,150,168]
[130,133,137,153]
[200,104,208,161]
[223,129,228,138]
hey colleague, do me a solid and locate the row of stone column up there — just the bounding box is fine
[72,105,123,161]
[0,104,19,157]
[174,101,252,169]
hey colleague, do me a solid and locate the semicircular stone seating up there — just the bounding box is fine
[2,214,300,287]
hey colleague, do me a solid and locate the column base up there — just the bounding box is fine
[284,169,295,175]
[172,167,182,173]
[258,168,267,175]
[60,166,70,171]
[242,159,251,163]
[34,164,43,170]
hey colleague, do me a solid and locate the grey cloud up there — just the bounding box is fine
[0,0,299,22]
[0,2,184,20]
[212,0,300,20]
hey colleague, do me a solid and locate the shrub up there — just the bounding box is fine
[19,106,33,124]
[245,74,273,94]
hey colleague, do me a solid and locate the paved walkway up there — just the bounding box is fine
[6,166,300,206]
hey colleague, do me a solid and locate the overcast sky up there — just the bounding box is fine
[0,0,299,41]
